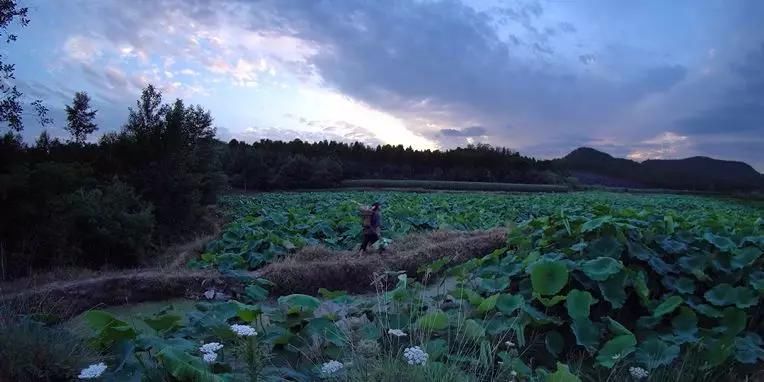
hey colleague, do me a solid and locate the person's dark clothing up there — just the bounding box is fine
[360,210,381,252]
[360,231,379,252]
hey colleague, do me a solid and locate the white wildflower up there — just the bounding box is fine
[629,366,649,379]
[320,360,344,376]
[505,340,516,347]
[78,362,107,379]
[230,324,257,337]
[388,328,407,337]
[203,289,216,300]
[203,352,218,364]
[510,370,518,377]
[403,346,429,365]
[199,342,224,354]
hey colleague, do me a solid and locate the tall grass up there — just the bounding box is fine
[0,314,97,381]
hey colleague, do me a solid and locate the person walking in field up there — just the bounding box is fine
[359,202,382,253]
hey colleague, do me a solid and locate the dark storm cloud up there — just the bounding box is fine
[677,43,764,136]
[440,126,487,137]
[244,0,688,134]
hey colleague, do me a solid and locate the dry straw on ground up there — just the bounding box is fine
[0,229,506,319]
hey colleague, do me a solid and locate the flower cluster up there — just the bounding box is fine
[320,360,344,376]
[199,342,223,364]
[78,362,107,379]
[403,346,428,365]
[203,352,218,364]
[199,342,224,354]
[388,328,407,337]
[230,324,257,337]
[629,366,649,379]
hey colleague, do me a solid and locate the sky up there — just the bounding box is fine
[6,0,764,171]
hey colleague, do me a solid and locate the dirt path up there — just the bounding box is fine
[0,229,507,319]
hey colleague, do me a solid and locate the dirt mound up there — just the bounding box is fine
[260,229,506,295]
[0,229,507,319]
[0,269,236,319]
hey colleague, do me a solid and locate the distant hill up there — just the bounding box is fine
[554,147,763,191]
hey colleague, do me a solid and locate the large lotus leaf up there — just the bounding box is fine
[671,307,698,343]
[566,289,597,320]
[570,318,601,352]
[714,307,747,338]
[677,254,709,275]
[596,334,637,368]
[278,294,321,314]
[659,237,687,254]
[653,295,683,317]
[546,362,581,382]
[536,293,567,307]
[478,276,510,294]
[704,284,758,308]
[704,232,737,252]
[647,256,677,275]
[580,257,623,282]
[462,319,486,343]
[604,317,633,337]
[86,310,138,349]
[733,332,764,364]
[629,269,650,304]
[478,294,500,313]
[634,337,680,370]
[545,331,564,357]
[598,271,627,308]
[581,216,613,233]
[530,260,569,296]
[523,303,563,325]
[701,337,733,368]
[424,339,448,361]
[731,246,762,269]
[416,310,449,331]
[684,297,723,318]
[636,315,662,330]
[627,240,656,261]
[143,313,182,333]
[570,241,587,252]
[587,235,623,258]
[751,271,764,292]
[452,287,484,307]
[156,347,224,382]
[496,294,525,315]
[661,275,696,295]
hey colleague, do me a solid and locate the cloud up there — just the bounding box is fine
[677,42,764,136]
[627,132,690,161]
[440,126,487,137]
[63,35,102,63]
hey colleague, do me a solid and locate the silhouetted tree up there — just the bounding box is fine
[0,2,52,133]
[65,92,98,144]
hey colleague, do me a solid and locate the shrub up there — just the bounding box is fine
[0,317,97,381]
[65,179,154,267]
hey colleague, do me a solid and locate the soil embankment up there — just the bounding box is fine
[0,229,506,319]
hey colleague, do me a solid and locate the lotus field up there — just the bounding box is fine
[79,191,763,381]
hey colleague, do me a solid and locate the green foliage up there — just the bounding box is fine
[530,260,569,295]
[66,191,764,380]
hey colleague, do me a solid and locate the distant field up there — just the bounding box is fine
[340,178,569,192]
[195,190,762,272]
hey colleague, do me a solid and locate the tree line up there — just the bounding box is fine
[222,139,561,191]
[1,86,224,280]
